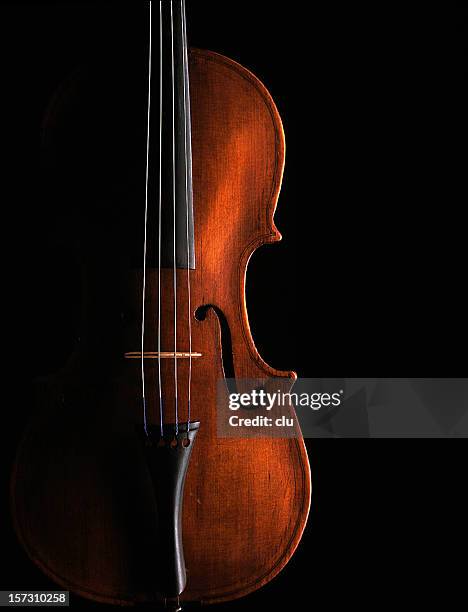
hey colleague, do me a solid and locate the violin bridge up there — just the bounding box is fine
[124,352,202,360]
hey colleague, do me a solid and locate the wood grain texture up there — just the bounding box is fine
[11,49,311,605]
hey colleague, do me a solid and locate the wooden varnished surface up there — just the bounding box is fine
[11,49,311,605]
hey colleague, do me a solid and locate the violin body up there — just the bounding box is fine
[12,46,310,605]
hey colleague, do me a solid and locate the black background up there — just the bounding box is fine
[1,2,467,610]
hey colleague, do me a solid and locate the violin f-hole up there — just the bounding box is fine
[195,305,237,395]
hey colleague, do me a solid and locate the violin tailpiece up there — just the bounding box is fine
[139,422,200,599]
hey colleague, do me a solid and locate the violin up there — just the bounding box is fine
[11,1,311,607]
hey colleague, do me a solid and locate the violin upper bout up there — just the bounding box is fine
[190,48,293,384]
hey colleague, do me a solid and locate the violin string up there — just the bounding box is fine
[170,0,179,436]
[141,0,153,438]
[181,0,193,436]
[157,0,164,437]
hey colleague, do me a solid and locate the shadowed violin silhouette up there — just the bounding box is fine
[11,1,311,608]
